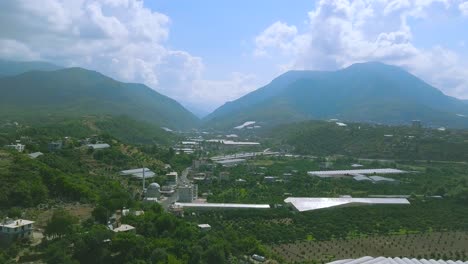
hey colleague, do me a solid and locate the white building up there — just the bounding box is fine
[178,184,198,203]
[369,175,397,183]
[174,202,270,210]
[87,143,110,150]
[120,168,156,179]
[5,143,25,153]
[284,197,410,212]
[166,172,178,186]
[146,182,161,198]
[328,256,468,264]
[197,224,211,231]
[308,168,406,178]
[214,158,246,167]
[112,224,135,233]
[28,152,43,159]
[0,219,34,240]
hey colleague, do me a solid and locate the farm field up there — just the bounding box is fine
[270,231,468,263]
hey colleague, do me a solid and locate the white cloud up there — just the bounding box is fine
[460,1,468,16]
[254,21,305,57]
[0,0,253,113]
[253,0,468,99]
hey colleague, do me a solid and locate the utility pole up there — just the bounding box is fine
[142,163,145,195]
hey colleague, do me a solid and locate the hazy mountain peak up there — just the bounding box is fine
[204,62,468,129]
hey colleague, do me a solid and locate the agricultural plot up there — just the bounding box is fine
[271,231,468,263]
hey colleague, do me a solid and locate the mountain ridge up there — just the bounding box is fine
[0,64,199,130]
[204,62,468,129]
[0,59,62,78]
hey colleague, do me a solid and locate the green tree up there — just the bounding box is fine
[45,210,78,238]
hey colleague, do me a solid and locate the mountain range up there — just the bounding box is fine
[1,60,468,130]
[205,62,468,129]
[0,60,198,130]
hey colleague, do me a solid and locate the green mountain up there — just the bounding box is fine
[0,67,199,130]
[205,62,468,128]
[0,59,61,77]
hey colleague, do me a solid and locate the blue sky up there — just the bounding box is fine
[1,0,468,116]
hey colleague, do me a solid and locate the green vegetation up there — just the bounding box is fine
[272,231,468,263]
[33,204,267,264]
[0,120,270,263]
[205,62,468,129]
[189,156,468,262]
[0,59,61,78]
[265,120,468,161]
[0,65,199,130]
[1,115,178,146]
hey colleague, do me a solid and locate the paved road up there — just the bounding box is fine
[179,167,191,184]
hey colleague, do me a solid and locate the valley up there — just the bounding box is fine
[0,60,468,264]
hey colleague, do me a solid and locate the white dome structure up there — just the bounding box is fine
[146,182,161,198]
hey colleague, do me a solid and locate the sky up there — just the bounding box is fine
[0,0,468,116]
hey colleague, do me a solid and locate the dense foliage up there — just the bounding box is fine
[0,65,199,130]
[266,120,468,161]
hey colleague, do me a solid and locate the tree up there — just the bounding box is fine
[203,245,226,264]
[45,210,78,238]
[92,205,109,225]
[44,241,78,264]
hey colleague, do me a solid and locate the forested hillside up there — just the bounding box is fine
[205,62,468,129]
[0,66,199,130]
[265,120,468,161]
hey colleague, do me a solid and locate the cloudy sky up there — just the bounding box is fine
[1,0,468,116]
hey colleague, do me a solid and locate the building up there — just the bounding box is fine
[178,184,198,202]
[412,119,422,128]
[112,224,135,233]
[214,158,246,167]
[166,172,178,186]
[284,197,410,212]
[0,219,34,242]
[174,148,195,154]
[308,168,406,178]
[219,172,230,181]
[146,182,161,198]
[328,256,468,264]
[5,143,25,153]
[197,224,211,231]
[87,143,110,150]
[264,176,278,183]
[120,168,156,179]
[48,141,63,151]
[368,175,397,183]
[28,152,43,159]
[352,174,372,181]
[174,202,270,210]
[252,254,266,262]
[160,185,176,196]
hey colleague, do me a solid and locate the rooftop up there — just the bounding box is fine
[120,168,151,175]
[113,224,135,232]
[87,143,110,149]
[198,224,211,229]
[174,202,270,209]
[328,256,468,264]
[285,197,410,212]
[1,219,34,228]
[369,175,396,182]
[214,158,246,165]
[308,168,406,177]
[28,152,43,159]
